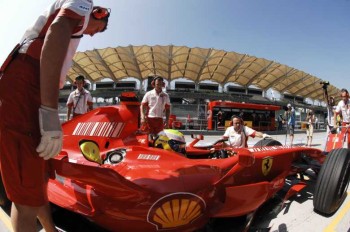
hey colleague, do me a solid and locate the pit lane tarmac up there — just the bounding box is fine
[0,131,349,232]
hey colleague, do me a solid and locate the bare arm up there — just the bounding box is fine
[254,131,271,139]
[164,107,170,128]
[67,105,72,121]
[140,104,148,124]
[88,104,93,111]
[40,16,80,108]
[88,102,93,112]
[255,131,264,138]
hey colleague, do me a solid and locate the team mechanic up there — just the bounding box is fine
[140,76,171,135]
[66,75,93,120]
[0,1,110,231]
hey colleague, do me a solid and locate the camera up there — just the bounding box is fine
[320,81,330,89]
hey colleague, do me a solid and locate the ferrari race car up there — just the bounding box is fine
[1,93,350,232]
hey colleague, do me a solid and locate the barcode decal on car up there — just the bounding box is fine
[72,122,125,137]
[137,154,160,160]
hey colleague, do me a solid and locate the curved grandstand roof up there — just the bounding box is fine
[67,45,338,102]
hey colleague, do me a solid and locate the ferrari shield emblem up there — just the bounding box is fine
[262,157,273,176]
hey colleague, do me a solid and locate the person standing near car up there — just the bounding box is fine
[334,88,350,127]
[140,75,171,135]
[284,103,296,145]
[217,108,223,126]
[66,75,93,120]
[0,2,110,231]
[222,115,271,148]
[325,96,336,133]
[305,110,315,147]
[277,114,283,131]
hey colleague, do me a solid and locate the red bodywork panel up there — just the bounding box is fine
[48,99,325,232]
[325,127,349,152]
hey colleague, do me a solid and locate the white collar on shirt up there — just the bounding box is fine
[74,88,86,95]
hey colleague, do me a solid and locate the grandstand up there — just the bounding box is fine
[59,45,335,129]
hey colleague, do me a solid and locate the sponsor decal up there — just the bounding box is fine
[138,138,147,144]
[248,145,301,152]
[72,122,125,138]
[78,5,90,11]
[262,156,273,176]
[147,192,206,230]
[137,154,160,160]
[249,146,278,152]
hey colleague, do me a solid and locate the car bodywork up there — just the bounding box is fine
[44,93,336,232]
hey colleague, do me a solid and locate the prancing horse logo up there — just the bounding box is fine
[262,157,273,176]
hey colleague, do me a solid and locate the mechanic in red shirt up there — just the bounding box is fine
[140,76,171,135]
[0,1,110,231]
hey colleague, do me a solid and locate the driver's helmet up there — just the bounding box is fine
[154,129,186,154]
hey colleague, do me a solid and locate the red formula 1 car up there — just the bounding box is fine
[1,93,349,232]
[49,94,350,231]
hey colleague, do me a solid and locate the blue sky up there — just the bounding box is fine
[1,0,349,91]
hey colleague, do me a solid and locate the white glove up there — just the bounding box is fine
[263,133,271,139]
[36,106,63,160]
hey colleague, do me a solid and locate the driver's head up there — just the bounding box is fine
[154,129,186,154]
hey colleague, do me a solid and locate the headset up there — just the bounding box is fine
[74,75,85,85]
[151,76,165,87]
[92,7,110,20]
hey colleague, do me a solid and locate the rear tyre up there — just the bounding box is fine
[313,148,350,215]
[253,139,282,147]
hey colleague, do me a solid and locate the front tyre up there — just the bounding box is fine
[313,148,350,215]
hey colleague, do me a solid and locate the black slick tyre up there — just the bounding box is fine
[313,148,350,215]
[253,139,282,147]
